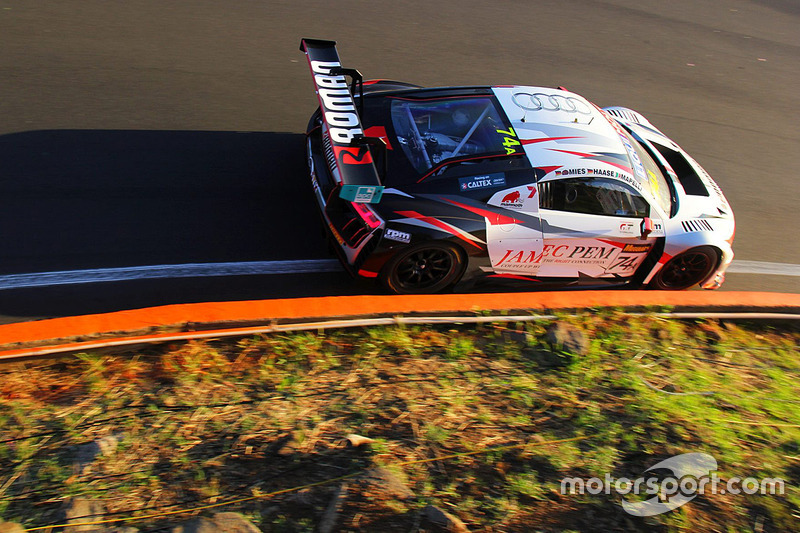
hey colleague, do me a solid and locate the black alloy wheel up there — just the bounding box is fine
[651,246,718,290]
[382,242,465,294]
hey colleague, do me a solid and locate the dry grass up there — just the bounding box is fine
[0,313,798,532]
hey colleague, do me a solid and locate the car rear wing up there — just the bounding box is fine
[300,38,384,204]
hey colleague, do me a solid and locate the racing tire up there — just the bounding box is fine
[381,242,466,294]
[650,246,719,290]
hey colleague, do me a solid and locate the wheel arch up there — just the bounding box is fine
[648,244,722,290]
[378,238,469,294]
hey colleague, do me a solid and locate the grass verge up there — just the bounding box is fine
[0,310,798,532]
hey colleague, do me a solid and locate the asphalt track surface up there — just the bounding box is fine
[1,0,798,321]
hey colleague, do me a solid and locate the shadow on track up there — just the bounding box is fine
[0,129,325,274]
[0,130,380,321]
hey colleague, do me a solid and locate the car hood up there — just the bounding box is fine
[603,106,733,221]
[492,86,652,192]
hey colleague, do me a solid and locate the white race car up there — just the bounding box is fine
[302,39,735,293]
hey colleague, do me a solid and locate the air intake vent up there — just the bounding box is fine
[681,219,713,233]
[605,108,641,124]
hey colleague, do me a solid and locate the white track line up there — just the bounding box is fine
[0,259,796,291]
[726,260,800,277]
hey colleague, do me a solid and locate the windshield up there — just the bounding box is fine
[390,96,518,174]
[620,130,672,215]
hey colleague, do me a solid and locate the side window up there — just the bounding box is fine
[539,178,649,217]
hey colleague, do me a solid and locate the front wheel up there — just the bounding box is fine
[650,246,719,290]
[381,242,466,294]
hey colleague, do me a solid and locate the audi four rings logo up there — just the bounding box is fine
[511,92,592,114]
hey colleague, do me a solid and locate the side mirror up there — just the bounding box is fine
[640,217,654,240]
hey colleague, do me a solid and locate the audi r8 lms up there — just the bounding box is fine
[300,39,735,294]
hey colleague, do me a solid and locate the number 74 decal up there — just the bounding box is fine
[607,255,640,272]
[496,127,522,155]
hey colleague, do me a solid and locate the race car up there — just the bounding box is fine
[300,38,735,294]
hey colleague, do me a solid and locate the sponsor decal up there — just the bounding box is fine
[619,133,646,180]
[311,60,363,144]
[622,243,652,253]
[340,184,384,203]
[511,92,593,115]
[568,246,617,260]
[493,241,649,274]
[354,187,378,202]
[334,145,373,165]
[498,185,537,210]
[556,168,629,179]
[619,222,635,234]
[618,172,643,192]
[494,244,615,268]
[384,228,411,244]
[494,244,570,268]
[556,169,587,176]
[501,190,523,208]
[587,169,618,177]
[459,174,506,192]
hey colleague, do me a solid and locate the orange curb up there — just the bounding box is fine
[2,291,799,352]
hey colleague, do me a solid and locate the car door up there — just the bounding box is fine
[536,176,660,279]
[484,171,544,275]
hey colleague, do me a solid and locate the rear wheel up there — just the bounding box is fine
[650,246,718,290]
[381,242,465,294]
